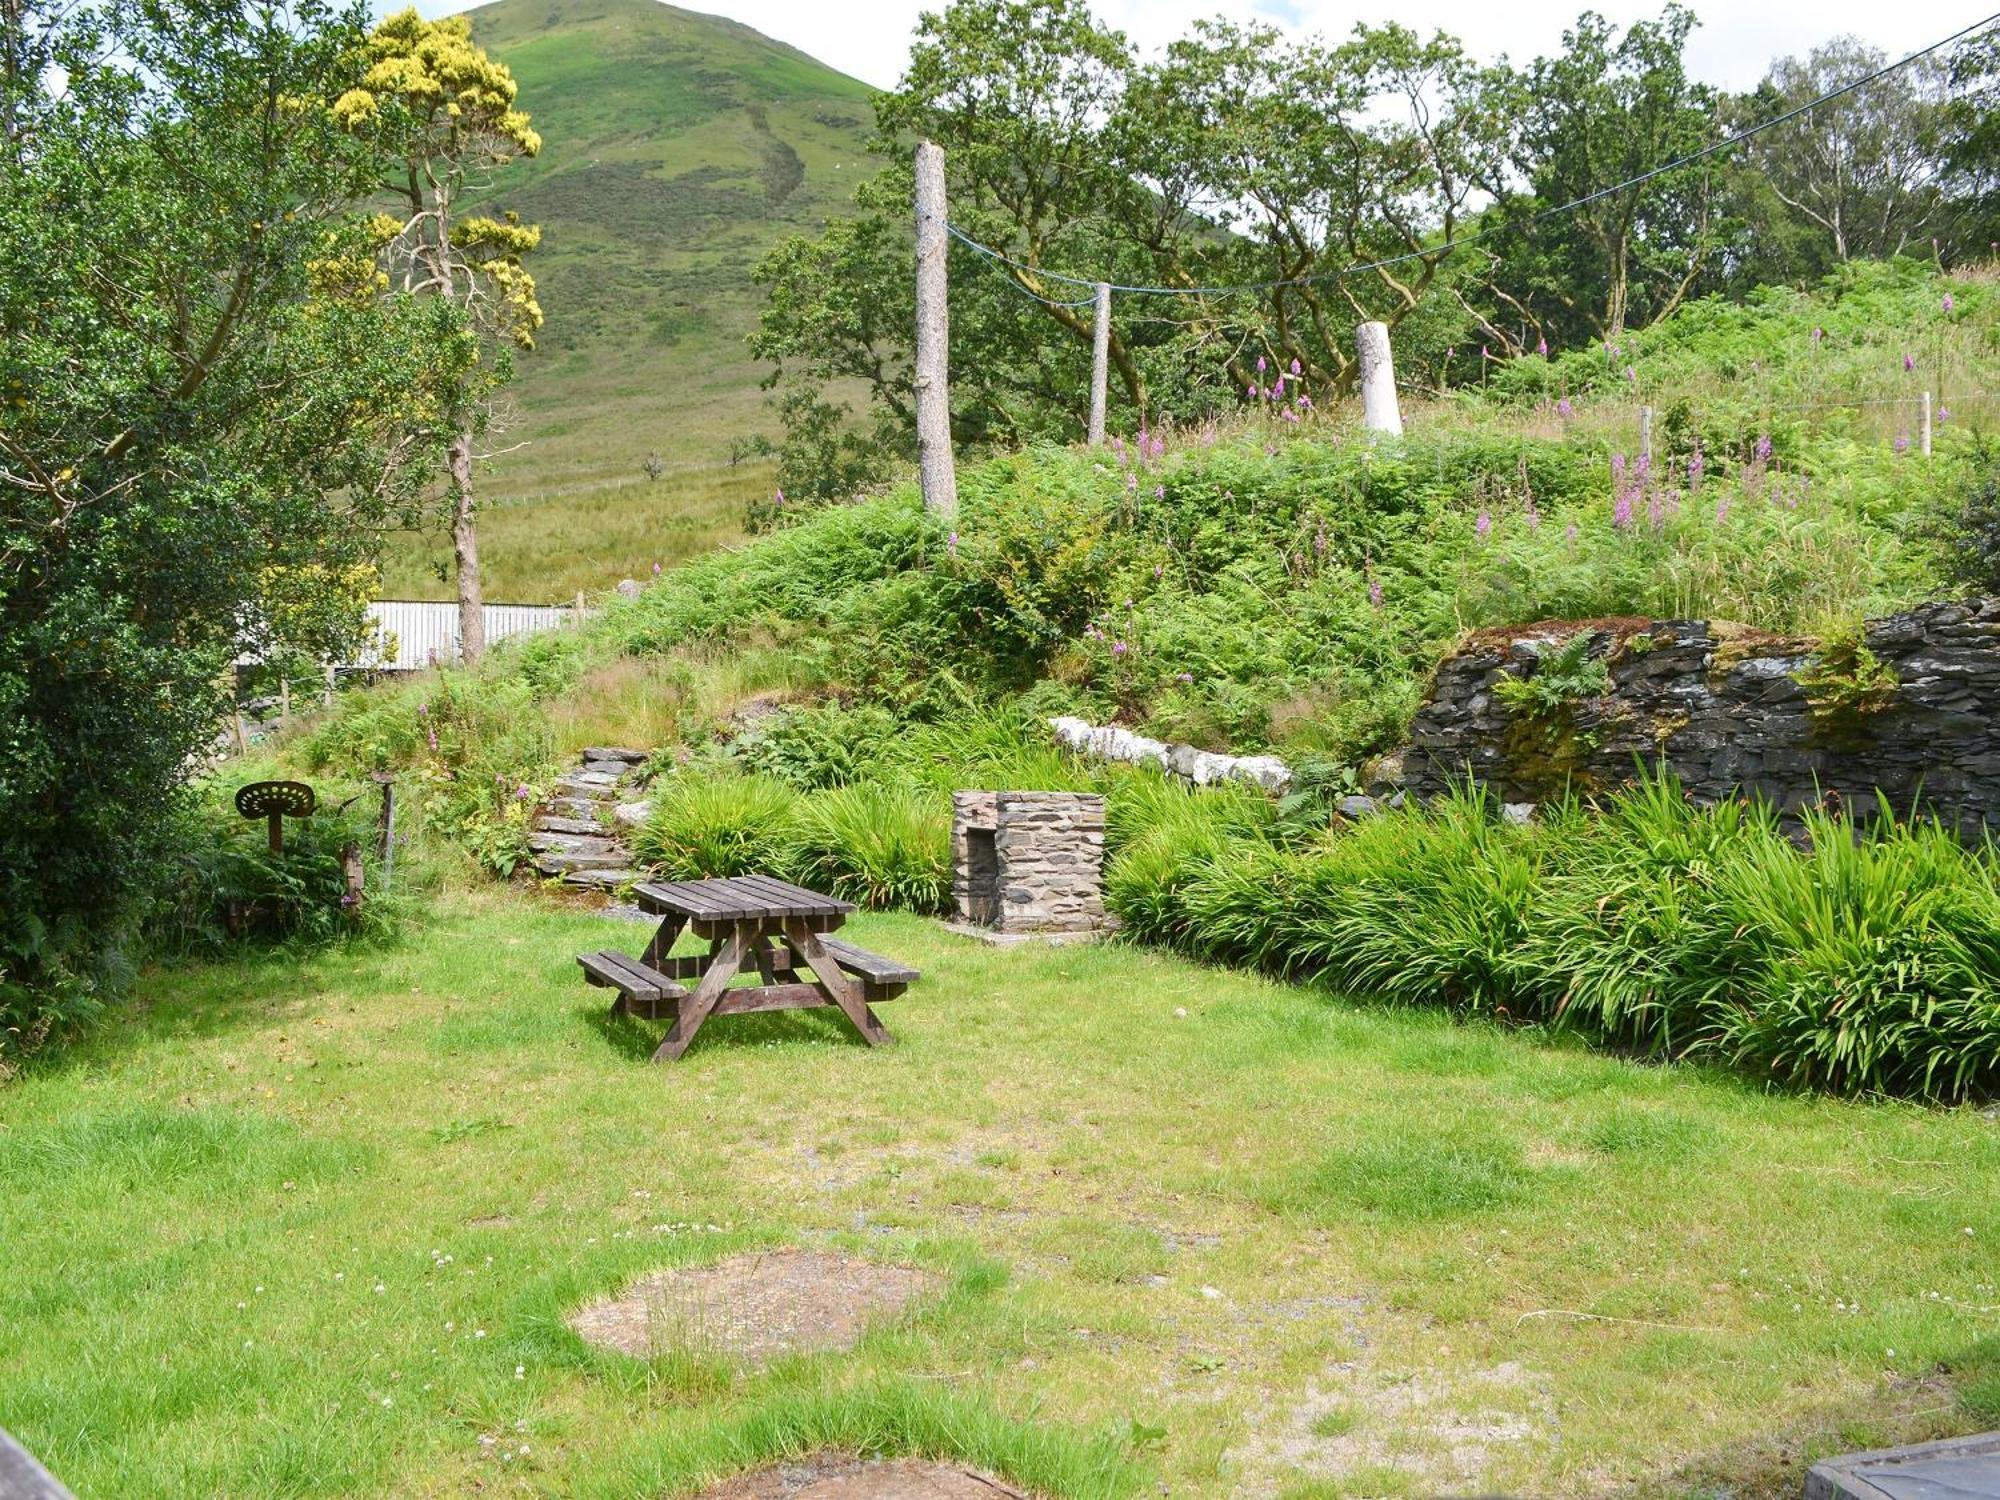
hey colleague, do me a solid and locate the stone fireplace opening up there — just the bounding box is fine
[962,825,1001,927]
[950,791,1106,940]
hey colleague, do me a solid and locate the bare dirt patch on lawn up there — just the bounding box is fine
[569,1249,941,1366]
[693,1453,1028,1499]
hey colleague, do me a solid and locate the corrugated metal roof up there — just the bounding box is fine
[347,601,577,671]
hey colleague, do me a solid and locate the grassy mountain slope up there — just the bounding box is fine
[379,0,878,600]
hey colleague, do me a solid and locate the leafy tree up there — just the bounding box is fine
[0,0,473,1051]
[334,8,542,664]
[1728,40,1956,278]
[1478,6,1729,345]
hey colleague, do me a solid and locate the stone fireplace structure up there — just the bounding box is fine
[950,791,1107,939]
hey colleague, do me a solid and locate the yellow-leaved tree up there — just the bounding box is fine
[335,9,542,664]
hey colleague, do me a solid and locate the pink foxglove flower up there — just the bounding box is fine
[1475,510,1492,538]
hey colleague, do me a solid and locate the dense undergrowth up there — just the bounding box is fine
[84,259,1998,1100]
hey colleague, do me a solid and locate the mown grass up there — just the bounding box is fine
[3,890,1997,1497]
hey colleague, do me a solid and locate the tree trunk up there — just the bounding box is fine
[449,428,484,666]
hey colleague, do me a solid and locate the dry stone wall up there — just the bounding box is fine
[1382,599,2000,837]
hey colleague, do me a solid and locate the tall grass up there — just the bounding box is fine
[1109,774,2000,1101]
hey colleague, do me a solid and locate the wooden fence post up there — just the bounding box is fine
[913,140,958,520]
[1356,321,1402,436]
[1922,390,1933,457]
[1639,405,1654,466]
[1088,281,1111,447]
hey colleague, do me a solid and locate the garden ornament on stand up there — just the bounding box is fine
[234,779,316,854]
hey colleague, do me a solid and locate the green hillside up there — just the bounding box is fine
[379,0,879,600]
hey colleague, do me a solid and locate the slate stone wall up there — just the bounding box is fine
[1383,599,2000,836]
[952,791,1107,934]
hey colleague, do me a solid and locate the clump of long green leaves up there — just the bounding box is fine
[1107,772,2000,1100]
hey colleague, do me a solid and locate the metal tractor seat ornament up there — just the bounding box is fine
[235,780,317,853]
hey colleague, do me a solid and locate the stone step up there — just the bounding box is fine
[581,759,639,780]
[553,777,619,801]
[535,847,632,874]
[563,769,623,789]
[562,866,645,888]
[580,746,648,764]
[546,796,612,820]
[533,815,608,837]
[527,832,625,856]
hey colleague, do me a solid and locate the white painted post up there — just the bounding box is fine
[1922,390,1933,457]
[1639,406,1654,466]
[913,140,958,520]
[1355,321,1402,436]
[1088,281,1111,447]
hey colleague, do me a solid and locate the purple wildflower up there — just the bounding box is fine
[1557,397,1573,419]
[514,784,532,801]
[1625,366,1637,384]
[1112,639,1129,656]
[1154,485,1164,500]
[1564,521,1579,544]
[1482,344,1491,361]
[1176,671,1194,684]
[1298,393,1313,409]
[1943,293,1955,313]
[1812,326,1824,345]
[1895,433,1910,454]
[947,530,959,556]
[1715,495,1730,524]
[1939,406,1950,425]
[1368,577,1384,610]
[426,727,439,753]
[1612,493,1634,530]
[1755,433,1772,464]
[1525,496,1542,530]
[1475,510,1492,539]
[1256,355,1267,374]
[1537,336,1549,357]
[1247,383,1256,399]
[1688,442,1704,490]
[1904,352,1916,373]
[1273,375,1286,398]
[652,561,661,576]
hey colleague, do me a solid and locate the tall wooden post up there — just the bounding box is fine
[1355,321,1402,436]
[913,140,957,520]
[1639,406,1655,466]
[1921,390,1933,457]
[1088,281,1111,447]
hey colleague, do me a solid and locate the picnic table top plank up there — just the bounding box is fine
[634,875,854,921]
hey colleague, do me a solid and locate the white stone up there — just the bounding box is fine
[1050,716,1292,794]
[612,800,652,828]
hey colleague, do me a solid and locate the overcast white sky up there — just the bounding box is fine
[621,0,1984,93]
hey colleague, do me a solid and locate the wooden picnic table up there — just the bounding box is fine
[577,875,919,1062]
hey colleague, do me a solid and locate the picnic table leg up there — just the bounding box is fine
[785,919,894,1048]
[652,923,748,1063]
[642,914,686,968]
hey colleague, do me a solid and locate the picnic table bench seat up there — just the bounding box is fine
[815,935,920,999]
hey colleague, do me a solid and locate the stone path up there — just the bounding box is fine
[529,746,649,889]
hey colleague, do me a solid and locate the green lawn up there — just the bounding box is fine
[3,892,1997,1498]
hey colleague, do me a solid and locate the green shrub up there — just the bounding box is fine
[1707,804,2000,1098]
[1108,774,2000,1101]
[146,785,408,961]
[632,773,801,879]
[787,784,952,913]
